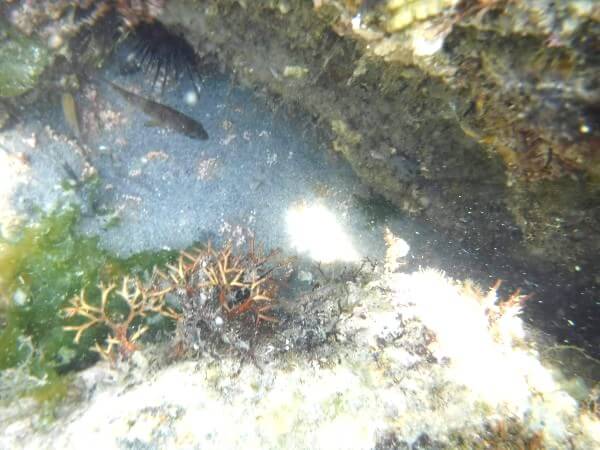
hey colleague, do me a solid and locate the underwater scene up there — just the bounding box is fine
[0,1,599,449]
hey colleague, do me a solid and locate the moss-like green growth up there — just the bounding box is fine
[0,207,175,401]
[29,371,72,404]
[0,19,51,98]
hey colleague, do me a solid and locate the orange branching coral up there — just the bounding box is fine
[155,240,279,327]
[199,241,279,325]
[156,247,203,295]
[459,278,532,345]
[63,276,179,360]
[486,279,532,317]
[65,239,284,359]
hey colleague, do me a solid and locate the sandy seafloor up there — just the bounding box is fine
[2,63,430,264]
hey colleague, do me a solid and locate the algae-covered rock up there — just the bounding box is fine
[0,20,50,97]
[2,268,598,449]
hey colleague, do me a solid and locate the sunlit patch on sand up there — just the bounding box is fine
[285,202,359,263]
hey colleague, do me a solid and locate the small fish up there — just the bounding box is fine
[62,162,82,187]
[97,77,209,140]
[62,92,81,138]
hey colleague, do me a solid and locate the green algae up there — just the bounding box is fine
[29,372,72,404]
[0,19,51,98]
[0,207,176,400]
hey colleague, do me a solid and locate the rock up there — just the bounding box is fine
[0,19,51,98]
[2,269,598,449]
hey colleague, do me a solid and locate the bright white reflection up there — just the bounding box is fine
[392,269,557,410]
[285,202,359,263]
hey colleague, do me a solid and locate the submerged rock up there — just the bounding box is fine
[1,267,598,449]
[0,19,50,98]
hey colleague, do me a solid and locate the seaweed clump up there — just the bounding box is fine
[0,207,174,403]
[60,236,348,365]
[62,239,284,362]
[63,276,179,361]
[155,240,282,357]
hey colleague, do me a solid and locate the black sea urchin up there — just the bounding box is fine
[119,21,199,93]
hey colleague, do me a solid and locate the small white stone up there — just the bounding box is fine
[215,316,224,326]
[48,34,63,49]
[199,293,208,305]
[13,288,28,306]
[298,270,313,283]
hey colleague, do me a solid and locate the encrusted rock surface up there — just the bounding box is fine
[1,268,599,449]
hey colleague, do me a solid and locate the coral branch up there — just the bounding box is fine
[195,241,278,323]
[63,276,179,360]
